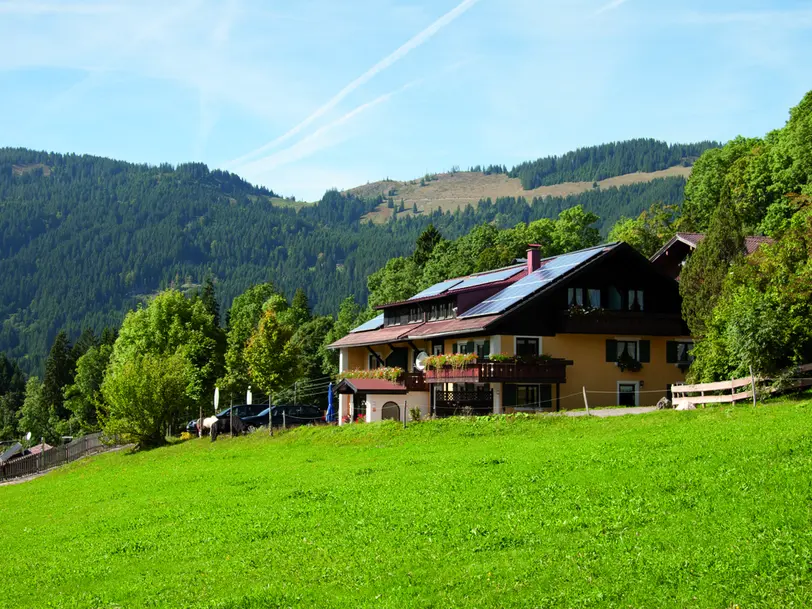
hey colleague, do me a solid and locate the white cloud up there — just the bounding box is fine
[225,0,482,168]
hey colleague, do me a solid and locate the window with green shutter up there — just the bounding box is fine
[606,339,618,362]
[639,340,650,363]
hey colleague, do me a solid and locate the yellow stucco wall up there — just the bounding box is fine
[542,334,687,409]
[346,333,686,410]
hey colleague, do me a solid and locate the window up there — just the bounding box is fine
[567,287,584,307]
[628,289,644,311]
[506,384,553,409]
[515,337,540,357]
[667,341,694,364]
[455,339,490,358]
[617,340,637,360]
[587,289,601,308]
[428,305,438,321]
[368,354,382,370]
[408,306,421,323]
[606,339,650,363]
[432,344,443,355]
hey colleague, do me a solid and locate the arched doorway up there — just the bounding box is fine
[381,401,400,421]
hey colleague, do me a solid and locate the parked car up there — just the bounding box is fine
[185,404,268,434]
[216,404,267,420]
[241,404,324,428]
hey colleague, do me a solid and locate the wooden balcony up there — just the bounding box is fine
[556,310,686,335]
[402,372,427,392]
[424,359,572,384]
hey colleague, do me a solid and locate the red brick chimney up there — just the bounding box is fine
[527,244,542,273]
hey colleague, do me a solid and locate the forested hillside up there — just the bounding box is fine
[509,139,718,189]
[0,141,705,371]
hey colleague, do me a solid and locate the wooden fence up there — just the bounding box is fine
[672,364,812,409]
[0,432,112,482]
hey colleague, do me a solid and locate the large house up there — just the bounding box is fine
[330,242,693,423]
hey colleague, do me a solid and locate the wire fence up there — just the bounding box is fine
[0,432,118,482]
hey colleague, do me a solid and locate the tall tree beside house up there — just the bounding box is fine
[608,202,678,257]
[290,316,335,406]
[689,206,812,381]
[549,205,601,254]
[221,282,279,394]
[106,289,223,410]
[244,295,301,396]
[322,296,368,374]
[679,196,745,339]
[18,377,59,445]
[101,352,193,448]
[63,344,113,433]
[42,331,75,424]
[367,257,422,308]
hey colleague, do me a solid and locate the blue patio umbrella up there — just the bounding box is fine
[326,382,335,422]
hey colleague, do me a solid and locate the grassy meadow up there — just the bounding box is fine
[2,398,812,608]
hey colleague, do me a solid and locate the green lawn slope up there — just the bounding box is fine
[2,399,812,608]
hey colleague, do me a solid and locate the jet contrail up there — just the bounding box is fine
[225,0,480,168]
[236,80,420,175]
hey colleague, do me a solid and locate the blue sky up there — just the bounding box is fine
[1,0,811,200]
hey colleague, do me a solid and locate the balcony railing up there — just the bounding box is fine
[424,359,572,384]
[435,389,493,418]
[402,372,427,392]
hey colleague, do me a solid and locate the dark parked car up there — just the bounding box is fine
[241,404,324,428]
[185,404,268,434]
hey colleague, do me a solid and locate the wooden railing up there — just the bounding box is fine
[0,433,115,481]
[402,372,427,392]
[424,360,571,384]
[435,389,494,418]
[672,364,812,408]
[672,378,755,408]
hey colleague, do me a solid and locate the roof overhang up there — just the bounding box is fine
[334,378,408,395]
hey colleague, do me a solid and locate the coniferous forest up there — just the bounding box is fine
[0,141,696,372]
[2,84,812,447]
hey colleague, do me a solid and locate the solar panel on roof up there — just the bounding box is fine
[460,247,606,318]
[350,313,384,333]
[453,266,523,291]
[408,278,464,300]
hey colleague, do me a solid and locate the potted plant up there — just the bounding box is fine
[616,350,642,372]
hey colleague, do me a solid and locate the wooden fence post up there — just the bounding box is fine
[750,365,757,407]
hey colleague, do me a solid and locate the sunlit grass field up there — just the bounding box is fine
[2,398,812,608]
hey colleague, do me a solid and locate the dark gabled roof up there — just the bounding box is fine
[459,244,618,318]
[650,232,773,263]
[330,243,621,349]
